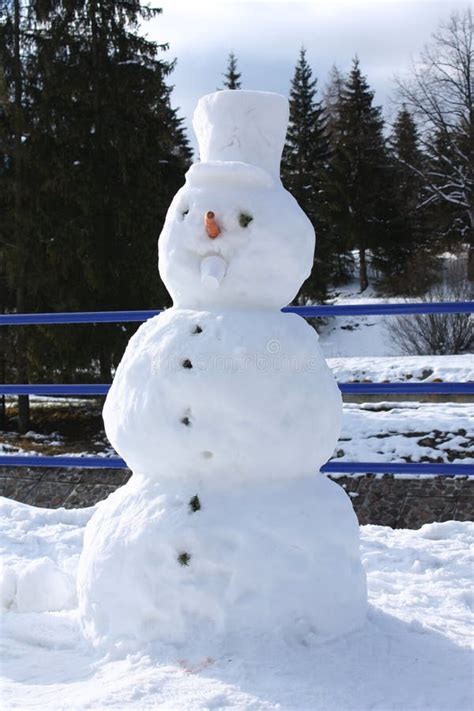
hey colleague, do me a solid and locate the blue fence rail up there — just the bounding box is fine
[1,301,473,325]
[1,301,473,477]
[1,382,473,397]
[0,455,472,477]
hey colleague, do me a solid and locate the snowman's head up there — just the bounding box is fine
[158,91,315,309]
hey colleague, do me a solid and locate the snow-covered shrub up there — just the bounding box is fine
[388,263,473,355]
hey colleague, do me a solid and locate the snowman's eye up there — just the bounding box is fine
[239,213,253,228]
[181,208,189,218]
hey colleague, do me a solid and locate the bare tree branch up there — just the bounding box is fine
[395,9,473,277]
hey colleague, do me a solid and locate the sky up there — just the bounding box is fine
[145,0,469,155]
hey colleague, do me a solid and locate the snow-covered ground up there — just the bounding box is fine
[318,279,472,360]
[1,496,472,710]
[328,355,473,384]
[320,311,399,358]
[2,401,473,472]
[337,401,474,470]
[318,284,408,358]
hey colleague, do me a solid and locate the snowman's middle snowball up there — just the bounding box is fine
[103,308,342,486]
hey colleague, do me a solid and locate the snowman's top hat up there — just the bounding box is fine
[192,90,289,181]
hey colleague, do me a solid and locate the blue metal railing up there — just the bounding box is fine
[0,382,473,396]
[0,455,472,477]
[1,302,473,477]
[0,301,473,325]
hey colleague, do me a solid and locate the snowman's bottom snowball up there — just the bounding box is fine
[77,473,367,651]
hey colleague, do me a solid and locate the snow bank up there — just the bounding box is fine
[0,499,91,613]
[329,354,474,383]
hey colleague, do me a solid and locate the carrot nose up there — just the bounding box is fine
[204,211,220,239]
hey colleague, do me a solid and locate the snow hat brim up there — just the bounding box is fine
[186,161,274,189]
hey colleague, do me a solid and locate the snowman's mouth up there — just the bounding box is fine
[200,254,227,290]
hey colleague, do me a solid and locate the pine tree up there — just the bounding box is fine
[222,52,241,89]
[1,1,191,423]
[326,57,389,292]
[0,0,39,430]
[322,65,345,137]
[282,48,330,301]
[0,46,12,428]
[32,1,191,380]
[422,125,470,256]
[321,65,354,283]
[373,107,435,294]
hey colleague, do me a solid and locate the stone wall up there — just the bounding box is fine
[1,467,472,529]
[0,467,132,509]
[334,474,473,528]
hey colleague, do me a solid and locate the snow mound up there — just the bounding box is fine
[0,498,91,613]
[15,557,75,613]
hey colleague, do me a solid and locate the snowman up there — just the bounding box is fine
[77,90,367,652]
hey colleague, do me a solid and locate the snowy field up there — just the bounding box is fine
[318,280,471,360]
[318,284,409,359]
[0,496,472,711]
[336,401,473,469]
